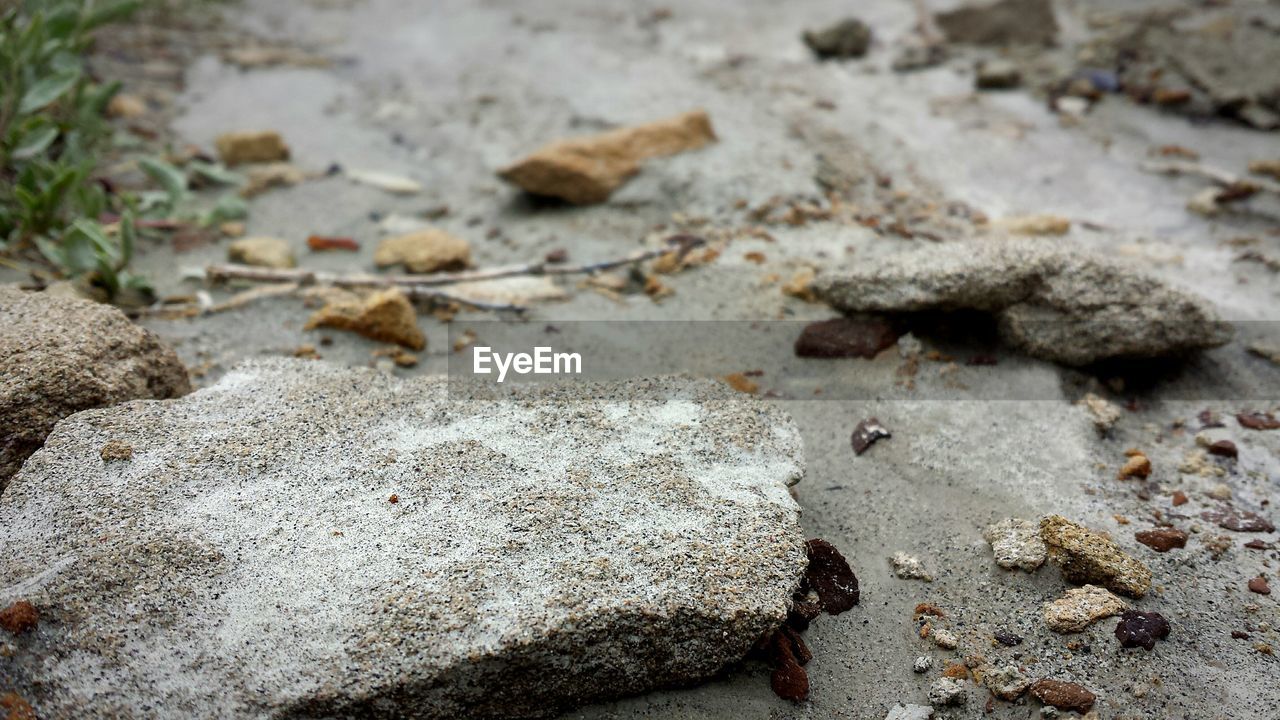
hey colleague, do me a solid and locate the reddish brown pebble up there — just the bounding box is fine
[1171,491,1189,506]
[0,692,37,720]
[1135,527,1188,552]
[388,494,399,504]
[850,417,891,455]
[787,600,822,632]
[1248,577,1271,595]
[804,538,860,614]
[1202,507,1275,532]
[794,318,899,359]
[1237,411,1280,430]
[0,600,38,635]
[1115,610,1171,650]
[1208,440,1238,459]
[1198,409,1225,428]
[1244,539,1270,550]
[913,602,946,619]
[544,248,568,263]
[1030,679,1096,713]
[306,235,360,252]
[1232,630,1251,639]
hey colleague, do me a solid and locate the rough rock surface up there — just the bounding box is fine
[374,229,472,274]
[1043,585,1128,633]
[227,236,296,269]
[1040,515,1152,598]
[0,360,807,719]
[498,110,716,204]
[813,240,1231,366]
[983,517,1047,571]
[0,286,189,491]
[983,663,1030,700]
[305,288,426,350]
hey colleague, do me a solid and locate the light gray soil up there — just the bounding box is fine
[8,0,1280,718]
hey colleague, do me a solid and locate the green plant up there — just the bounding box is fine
[0,0,143,294]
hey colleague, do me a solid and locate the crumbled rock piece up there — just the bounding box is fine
[1114,610,1171,650]
[891,552,933,581]
[936,0,1058,46]
[305,288,426,350]
[1237,411,1280,430]
[794,318,899,358]
[99,440,133,462]
[804,538,860,614]
[1201,507,1275,533]
[374,229,472,274]
[976,59,1021,89]
[1081,393,1121,433]
[929,677,966,706]
[984,518,1048,571]
[0,600,38,634]
[0,361,808,717]
[498,110,716,204]
[106,93,146,118]
[913,656,933,673]
[782,267,819,302]
[1134,527,1188,552]
[893,43,947,72]
[0,287,190,490]
[932,629,959,650]
[0,692,36,720]
[1179,449,1225,478]
[1043,585,1128,633]
[885,704,934,720]
[240,162,307,198]
[803,18,872,60]
[1030,679,1096,714]
[1250,160,1280,181]
[1118,451,1152,480]
[214,130,289,166]
[851,417,891,455]
[984,664,1030,700]
[1248,577,1271,595]
[1207,440,1238,459]
[227,236,295,269]
[768,631,810,701]
[1040,515,1153,598]
[812,241,1231,366]
[722,372,759,395]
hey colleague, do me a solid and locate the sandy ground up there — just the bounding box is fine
[16,0,1280,717]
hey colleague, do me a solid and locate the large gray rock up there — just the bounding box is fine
[0,360,806,719]
[813,241,1232,366]
[0,286,190,490]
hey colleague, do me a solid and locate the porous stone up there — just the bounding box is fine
[812,241,1231,366]
[0,286,189,491]
[227,236,296,269]
[1040,515,1152,598]
[890,552,933,581]
[498,110,716,204]
[374,229,472,274]
[214,129,290,166]
[0,360,807,719]
[305,288,426,350]
[1043,585,1128,633]
[984,663,1030,700]
[984,518,1047,572]
[929,677,966,706]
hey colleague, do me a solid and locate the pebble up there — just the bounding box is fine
[1114,610,1171,650]
[884,704,934,720]
[928,677,966,706]
[304,288,426,350]
[891,552,933,582]
[794,318,899,359]
[1208,440,1239,459]
[1043,585,1128,633]
[1117,451,1152,480]
[1248,577,1271,595]
[1134,527,1188,552]
[984,518,1048,571]
[1237,412,1280,430]
[913,656,933,673]
[227,236,296,269]
[804,539,860,614]
[374,229,471,274]
[994,629,1023,646]
[802,18,872,59]
[976,59,1022,89]
[984,663,1030,700]
[1201,507,1276,533]
[1081,393,1121,433]
[1030,679,1096,714]
[932,629,959,650]
[1040,515,1152,598]
[214,129,290,166]
[851,417,891,455]
[0,601,38,635]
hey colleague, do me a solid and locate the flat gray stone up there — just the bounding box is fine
[0,360,806,719]
[813,241,1232,366]
[0,286,190,491]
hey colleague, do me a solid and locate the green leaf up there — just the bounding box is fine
[188,160,244,186]
[11,126,58,160]
[118,212,135,265]
[138,157,188,200]
[18,68,81,113]
[34,235,67,268]
[83,0,142,30]
[203,193,248,226]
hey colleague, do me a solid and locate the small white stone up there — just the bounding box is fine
[929,677,966,706]
[913,655,933,673]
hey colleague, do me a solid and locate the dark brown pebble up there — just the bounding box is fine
[1244,539,1270,550]
[1237,411,1280,430]
[794,317,899,359]
[788,600,822,632]
[850,417,891,456]
[1208,440,1239,459]
[544,248,568,263]
[1134,527,1188,552]
[769,634,810,701]
[1030,679,1096,714]
[1232,630,1251,639]
[1201,507,1276,533]
[0,600,38,635]
[1114,610,1171,650]
[1248,577,1271,595]
[804,538,860,614]
[994,629,1022,646]
[1198,409,1225,428]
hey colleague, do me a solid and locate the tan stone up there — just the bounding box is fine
[1040,515,1152,598]
[106,93,146,118]
[228,237,295,269]
[498,110,716,204]
[305,288,425,350]
[994,214,1070,236]
[240,163,307,198]
[1043,585,1128,633]
[374,229,471,274]
[215,130,290,166]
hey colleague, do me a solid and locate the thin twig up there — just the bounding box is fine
[1141,160,1280,196]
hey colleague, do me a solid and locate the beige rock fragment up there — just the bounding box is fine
[1081,393,1121,433]
[215,130,290,166]
[227,237,295,269]
[374,229,471,274]
[305,288,425,350]
[1040,515,1152,598]
[240,163,308,198]
[1042,585,1128,633]
[994,214,1070,236]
